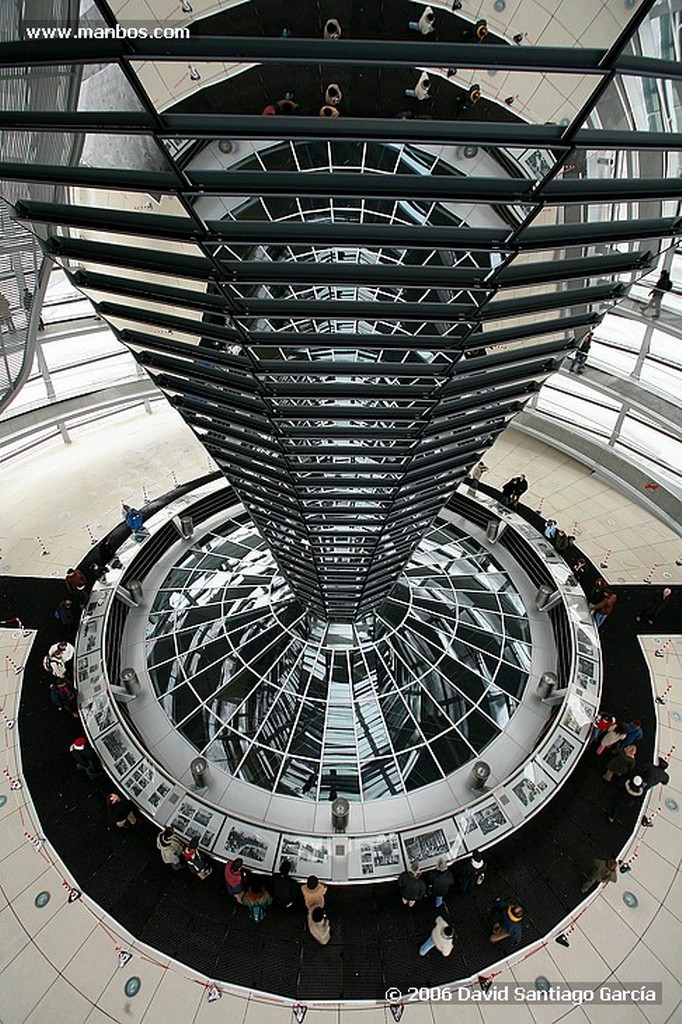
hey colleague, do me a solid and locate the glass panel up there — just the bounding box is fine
[596,313,645,352]
[618,414,682,479]
[535,373,620,437]
[598,75,682,135]
[638,359,682,402]
[0,131,170,170]
[9,1,666,816]
[142,516,533,800]
[590,340,639,377]
[649,328,682,367]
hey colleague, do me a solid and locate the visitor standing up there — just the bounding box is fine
[419,916,454,956]
[642,270,672,318]
[398,861,427,906]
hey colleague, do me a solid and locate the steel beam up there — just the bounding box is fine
[23,202,679,250]
[1,36,678,77]
[47,236,213,279]
[0,37,608,71]
[1,112,678,153]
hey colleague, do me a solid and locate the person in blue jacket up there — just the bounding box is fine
[489,900,523,944]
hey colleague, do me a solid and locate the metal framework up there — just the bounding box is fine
[2,0,681,620]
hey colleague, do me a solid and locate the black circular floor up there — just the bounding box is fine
[7,539,663,1000]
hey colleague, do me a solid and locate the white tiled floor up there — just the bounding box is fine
[0,406,679,1023]
[102,0,637,125]
[483,431,682,586]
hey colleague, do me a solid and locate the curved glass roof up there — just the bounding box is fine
[146,514,531,802]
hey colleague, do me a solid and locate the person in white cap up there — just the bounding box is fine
[308,905,331,945]
[608,774,645,823]
[323,18,342,39]
[405,71,430,101]
[47,640,74,677]
[459,850,486,894]
[408,6,435,35]
[636,586,673,625]
[324,84,342,107]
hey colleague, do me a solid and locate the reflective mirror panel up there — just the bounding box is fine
[146,514,531,801]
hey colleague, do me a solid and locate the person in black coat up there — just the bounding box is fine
[588,578,607,606]
[268,859,299,908]
[98,536,123,570]
[106,792,137,829]
[642,269,672,318]
[501,478,516,506]
[459,850,486,894]
[183,836,213,879]
[501,474,528,509]
[398,861,427,907]
[50,679,78,717]
[70,737,102,780]
[640,758,670,791]
[511,474,528,505]
[554,531,575,555]
[428,858,454,908]
[570,331,592,374]
[54,598,78,632]
[607,774,645,824]
[636,587,673,625]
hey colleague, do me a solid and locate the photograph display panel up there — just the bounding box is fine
[171,794,224,850]
[99,724,142,780]
[575,623,599,662]
[214,816,279,872]
[279,834,332,876]
[77,613,105,655]
[80,691,118,739]
[561,691,596,738]
[348,833,401,878]
[541,730,580,776]
[75,653,104,691]
[504,760,555,816]
[454,796,513,846]
[575,655,599,694]
[84,586,114,619]
[401,818,462,868]
[125,759,173,815]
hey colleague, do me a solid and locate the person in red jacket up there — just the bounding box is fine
[592,591,617,629]
[224,857,246,901]
[183,837,212,879]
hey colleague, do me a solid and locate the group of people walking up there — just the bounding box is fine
[155,838,524,955]
[397,853,524,954]
[593,713,669,823]
[158,839,334,942]
[543,518,578,557]
[464,462,529,510]
[500,473,528,509]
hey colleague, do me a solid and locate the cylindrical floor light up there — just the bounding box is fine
[190,757,209,788]
[120,667,140,694]
[331,797,349,832]
[537,672,558,698]
[470,761,491,791]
